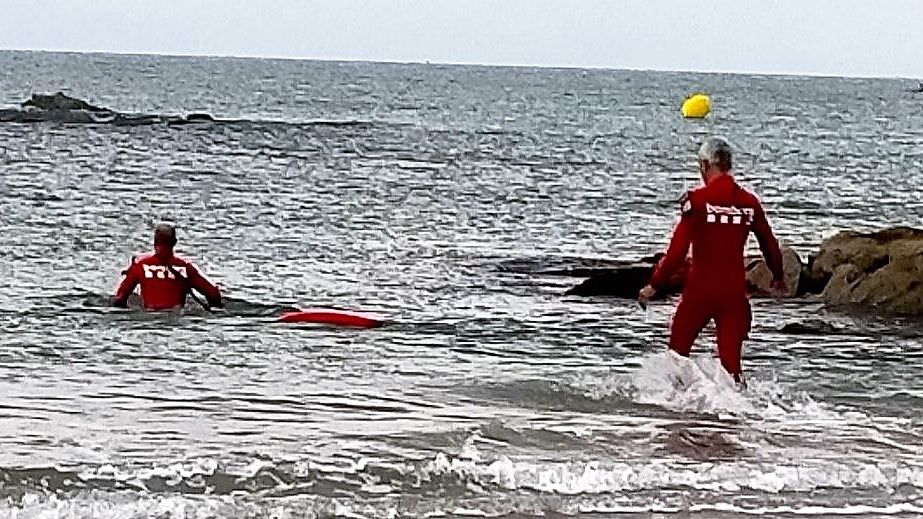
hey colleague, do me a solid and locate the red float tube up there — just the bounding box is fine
[278,308,384,328]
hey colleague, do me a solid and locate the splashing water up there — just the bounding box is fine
[631,350,755,416]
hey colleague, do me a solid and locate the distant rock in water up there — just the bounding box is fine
[809,227,923,316]
[21,92,107,113]
[0,92,218,127]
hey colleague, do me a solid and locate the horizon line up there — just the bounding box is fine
[1,46,920,82]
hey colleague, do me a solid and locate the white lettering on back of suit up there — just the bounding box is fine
[705,203,754,225]
[142,264,188,280]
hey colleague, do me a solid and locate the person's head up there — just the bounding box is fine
[153,223,177,255]
[697,136,733,181]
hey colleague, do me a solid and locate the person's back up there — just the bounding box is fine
[682,175,773,297]
[112,224,222,311]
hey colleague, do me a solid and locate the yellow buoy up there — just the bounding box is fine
[681,93,710,119]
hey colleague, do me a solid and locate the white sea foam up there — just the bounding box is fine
[78,458,220,490]
[423,443,923,496]
[630,350,755,415]
[580,500,923,516]
[571,350,845,423]
[693,502,923,516]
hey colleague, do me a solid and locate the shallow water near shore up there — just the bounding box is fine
[2,50,923,517]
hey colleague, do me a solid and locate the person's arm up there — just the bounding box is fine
[648,196,695,292]
[751,202,785,284]
[111,259,139,307]
[186,264,223,308]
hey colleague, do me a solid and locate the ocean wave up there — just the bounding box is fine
[422,447,923,496]
[6,489,922,518]
[3,443,922,517]
[0,458,305,497]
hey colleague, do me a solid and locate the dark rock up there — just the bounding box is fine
[185,113,214,122]
[21,92,107,112]
[4,93,220,128]
[113,114,161,126]
[797,254,831,296]
[564,264,661,298]
[564,254,685,299]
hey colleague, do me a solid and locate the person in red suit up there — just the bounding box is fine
[112,223,223,311]
[638,137,786,386]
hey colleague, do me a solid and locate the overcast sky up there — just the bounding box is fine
[2,0,922,78]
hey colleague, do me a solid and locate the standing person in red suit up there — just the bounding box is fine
[638,137,786,387]
[111,223,223,311]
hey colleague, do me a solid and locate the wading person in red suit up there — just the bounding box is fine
[112,223,223,311]
[638,137,786,387]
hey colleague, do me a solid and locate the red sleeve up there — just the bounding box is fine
[112,260,140,307]
[649,197,694,291]
[186,264,223,307]
[751,201,784,282]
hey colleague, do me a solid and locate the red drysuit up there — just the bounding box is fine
[648,174,784,380]
[112,252,223,311]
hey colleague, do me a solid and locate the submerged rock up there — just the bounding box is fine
[811,227,923,315]
[778,318,849,335]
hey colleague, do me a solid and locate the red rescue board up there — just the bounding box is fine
[278,308,384,328]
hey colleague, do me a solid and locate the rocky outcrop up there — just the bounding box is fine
[558,227,923,316]
[0,92,217,127]
[515,227,923,316]
[809,227,923,315]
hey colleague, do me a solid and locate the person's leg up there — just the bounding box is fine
[714,296,752,383]
[668,295,712,356]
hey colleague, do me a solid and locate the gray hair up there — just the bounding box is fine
[697,136,733,171]
[154,223,178,247]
